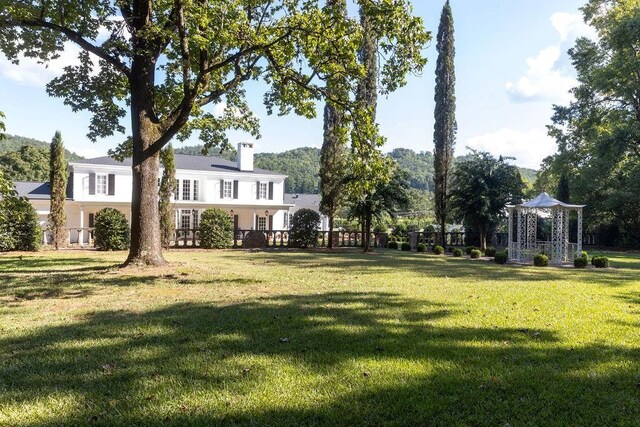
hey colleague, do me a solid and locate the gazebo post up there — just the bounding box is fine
[577,209,583,256]
[507,207,515,258]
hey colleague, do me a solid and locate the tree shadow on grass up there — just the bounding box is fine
[1,292,639,425]
[238,250,640,287]
[0,255,120,274]
[0,271,155,302]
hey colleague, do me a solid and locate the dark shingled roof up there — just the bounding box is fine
[74,154,284,176]
[14,181,51,200]
[284,193,321,209]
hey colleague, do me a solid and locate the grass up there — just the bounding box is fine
[1,248,640,426]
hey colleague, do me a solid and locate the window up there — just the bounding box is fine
[193,180,199,201]
[182,179,191,201]
[259,182,268,199]
[96,174,107,195]
[283,212,289,229]
[174,179,180,199]
[257,216,267,231]
[223,181,232,198]
[180,209,192,229]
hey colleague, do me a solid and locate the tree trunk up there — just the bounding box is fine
[479,222,487,251]
[363,209,372,252]
[440,218,446,247]
[124,147,165,266]
[328,215,334,249]
[123,55,166,267]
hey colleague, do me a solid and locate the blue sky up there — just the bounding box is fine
[0,0,594,169]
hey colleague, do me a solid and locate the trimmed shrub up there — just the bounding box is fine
[199,208,234,249]
[592,256,609,268]
[580,251,589,260]
[484,247,497,257]
[470,249,482,259]
[401,242,411,251]
[465,246,475,255]
[289,208,320,248]
[494,251,508,264]
[0,196,41,251]
[534,253,549,267]
[453,248,463,257]
[387,241,399,250]
[94,208,130,251]
[373,223,388,233]
[417,243,427,253]
[574,256,588,268]
[393,223,408,237]
[433,245,444,255]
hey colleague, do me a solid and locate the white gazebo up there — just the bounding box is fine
[507,192,585,264]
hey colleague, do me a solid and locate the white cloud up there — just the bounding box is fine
[463,127,556,169]
[505,12,596,104]
[0,43,100,87]
[551,12,597,42]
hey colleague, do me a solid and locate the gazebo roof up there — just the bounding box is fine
[510,192,585,209]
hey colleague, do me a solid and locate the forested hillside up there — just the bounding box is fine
[0,134,84,182]
[174,144,535,195]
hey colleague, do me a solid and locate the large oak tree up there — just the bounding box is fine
[1,0,427,266]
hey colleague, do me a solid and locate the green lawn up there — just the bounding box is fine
[1,249,639,426]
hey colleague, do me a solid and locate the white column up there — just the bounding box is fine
[79,206,85,245]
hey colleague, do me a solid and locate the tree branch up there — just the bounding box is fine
[3,18,131,77]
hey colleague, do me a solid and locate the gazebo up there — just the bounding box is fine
[507,192,585,264]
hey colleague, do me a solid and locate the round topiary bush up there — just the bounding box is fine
[580,251,589,260]
[433,245,444,255]
[417,243,427,252]
[465,246,475,255]
[592,256,609,268]
[453,248,463,257]
[574,256,588,268]
[94,208,130,251]
[494,251,508,264]
[470,249,482,259]
[534,253,549,267]
[484,247,497,257]
[289,208,320,248]
[401,242,411,251]
[199,208,234,249]
[387,241,399,250]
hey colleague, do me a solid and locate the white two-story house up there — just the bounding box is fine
[19,142,293,244]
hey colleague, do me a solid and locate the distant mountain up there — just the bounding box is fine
[174,144,537,194]
[0,134,84,182]
[1,134,84,161]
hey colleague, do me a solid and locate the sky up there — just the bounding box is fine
[0,0,596,169]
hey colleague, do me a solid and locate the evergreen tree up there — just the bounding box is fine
[556,174,570,203]
[353,6,383,252]
[320,0,348,249]
[433,0,456,247]
[48,131,67,249]
[159,145,176,249]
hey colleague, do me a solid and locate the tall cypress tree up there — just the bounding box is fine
[48,130,67,249]
[319,0,348,249]
[355,6,380,252]
[159,144,176,249]
[433,0,456,247]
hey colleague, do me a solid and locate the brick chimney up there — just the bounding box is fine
[238,142,254,172]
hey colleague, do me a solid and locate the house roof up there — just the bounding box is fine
[513,192,585,209]
[284,193,321,209]
[14,181,52,200]
[74,154,285,176]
